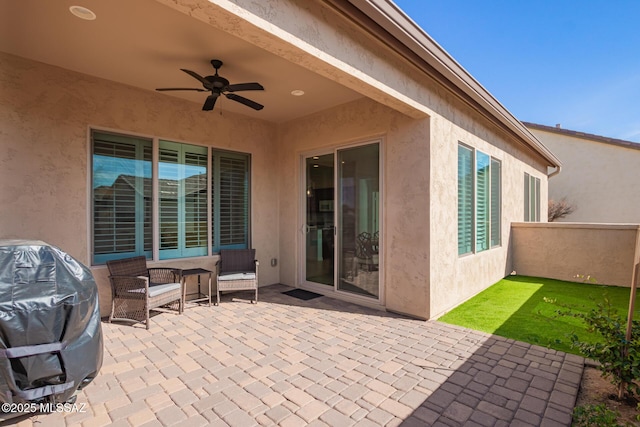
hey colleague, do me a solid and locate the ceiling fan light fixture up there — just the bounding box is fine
[291,89,305,96]
[69,5,97,20]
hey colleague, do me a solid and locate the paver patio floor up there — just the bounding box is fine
[7,284,583,426]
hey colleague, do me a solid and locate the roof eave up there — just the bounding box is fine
[339,0,562,168]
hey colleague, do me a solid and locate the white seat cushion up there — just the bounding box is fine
[218,272,256,281]
[147,282,181,297]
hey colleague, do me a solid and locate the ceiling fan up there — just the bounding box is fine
[156,59,264,111]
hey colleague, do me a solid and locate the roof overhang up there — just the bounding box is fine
[325,0,562,168]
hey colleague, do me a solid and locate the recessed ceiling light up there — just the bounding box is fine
[69,5,96,21]
[291,90,305,96]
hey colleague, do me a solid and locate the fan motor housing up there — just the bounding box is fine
[206,75,229,90]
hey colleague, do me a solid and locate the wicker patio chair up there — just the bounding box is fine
[216,249,258,305]
[355,231,379,272]
[106,256,183,329]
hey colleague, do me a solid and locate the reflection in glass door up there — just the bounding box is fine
[304,154,335,286]
[337,143,380,298]
[302,143,380,299]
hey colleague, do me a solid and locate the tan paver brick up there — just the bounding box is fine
[362,390,386,407]
[283,388,314,407]
[156,405,187,425]
[80,412,113,427]
[104,395,131,412]
[145,393,172,412]
[127,408,157,426]
[160,377,186,394]
[378,398,414,419]
[280,413,307,427]
[296,400,330,423]
[248,365,278,380]
[378,361,404,375]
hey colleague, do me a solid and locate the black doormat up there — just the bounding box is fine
[282,289,323,301]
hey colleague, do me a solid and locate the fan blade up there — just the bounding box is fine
[181,69,211,88]
[226,82,264,92]
[202,94,219,111]
[225,93,264,110]
[156,87,207,92]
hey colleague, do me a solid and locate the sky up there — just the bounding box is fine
[392,0,640,143]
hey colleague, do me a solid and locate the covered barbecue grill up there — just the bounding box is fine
[0,240,102,405]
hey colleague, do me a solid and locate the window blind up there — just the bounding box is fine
[534,178,540,222]
[475,152,490,252]
[91,130,250,265]
[524,173,530,222]
[92,132,152,264]
[185,151,208,250]
[490,158,501,247]
[458,144,502,256]
[457,145,473,255]
[524,173,541,222]
[159,140,208,259]
[159,145,179,252]
[212,151,249,252]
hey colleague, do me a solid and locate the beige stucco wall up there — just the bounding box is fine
[529,128,640,223]
[277,98,430,318]
[0,52,280,316]
[428,102,550,319]
[512,222,640,287]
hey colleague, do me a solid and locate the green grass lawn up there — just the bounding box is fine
[438,275,640,355]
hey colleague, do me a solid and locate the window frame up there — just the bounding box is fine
[90,128,251,265]
[158,139,209,260]
[211,149,251,253]
[524,173,541,222]
[457,143,502,256]
[457,144,474,256]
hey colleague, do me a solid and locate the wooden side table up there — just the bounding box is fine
[180,268,212,307]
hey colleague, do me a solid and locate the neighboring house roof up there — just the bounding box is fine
[523,122,640,152]
[95,174,207,200]
[327,0,562,168]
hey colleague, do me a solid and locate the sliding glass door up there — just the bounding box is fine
[337,143,380,298]
[304,154,335,287]
[301,142,380,300]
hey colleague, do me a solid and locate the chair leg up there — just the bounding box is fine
[145,302,150,330]
[216,289,220,306]
[109,301,115,323]
[253,288,258,304]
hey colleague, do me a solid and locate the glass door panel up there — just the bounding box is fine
[337,143,380,298]
[305,154,335,286]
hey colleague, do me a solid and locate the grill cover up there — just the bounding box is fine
[0,240,102,403]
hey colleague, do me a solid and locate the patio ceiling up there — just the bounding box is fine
[0,0,363,123]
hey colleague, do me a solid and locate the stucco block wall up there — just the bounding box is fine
[512,222,640,287]
[530,128,640,223]
[277,98,431,319]
[0,52,280,316]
